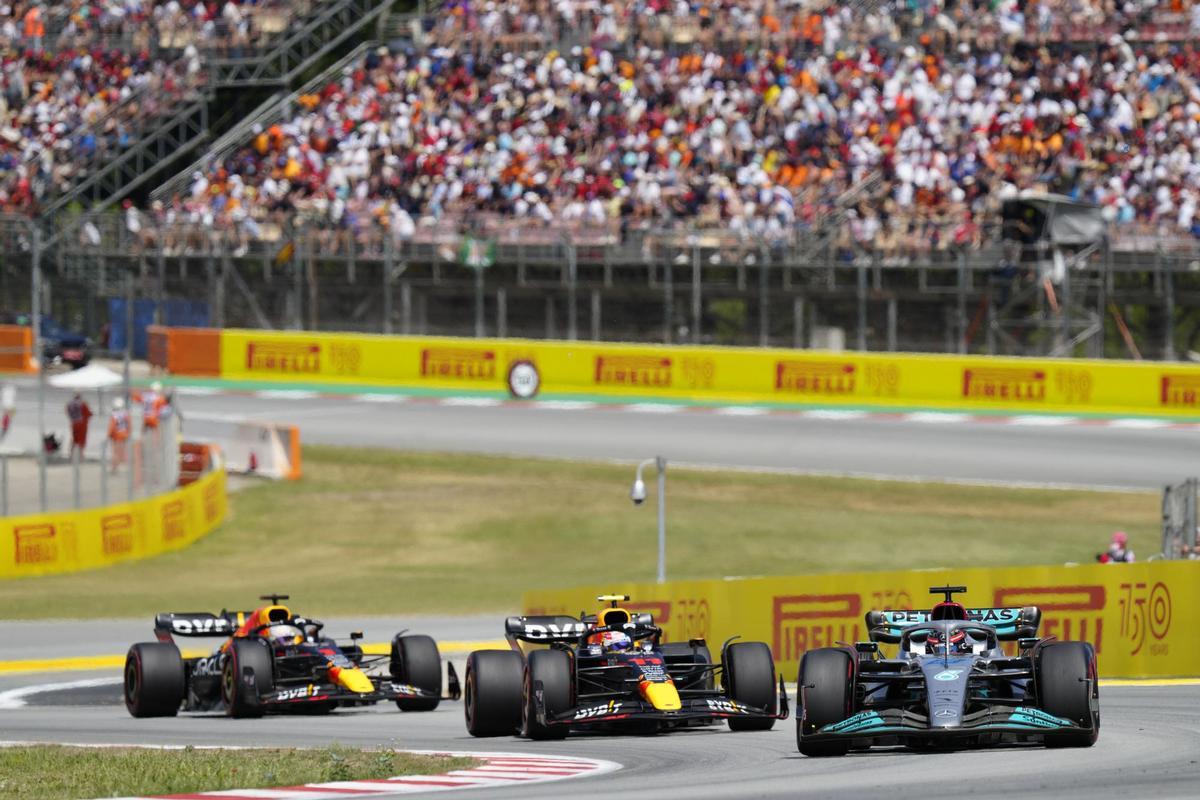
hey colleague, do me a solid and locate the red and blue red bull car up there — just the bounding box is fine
[797,585,1099,756]
[124,595,459,718]
[463,594,788,739]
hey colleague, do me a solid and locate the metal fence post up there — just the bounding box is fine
[33,224,48,513]
[1164,252,1176,361]
[856,258,868,351]
[567,239,578,341]
[691,241,701,344]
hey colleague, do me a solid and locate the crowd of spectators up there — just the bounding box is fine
[8,0,1200,257]
[151,0,1200,257]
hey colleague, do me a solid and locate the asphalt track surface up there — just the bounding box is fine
[2,677,1198,800]
[11,380,1198,489]
[6,380,1200,796]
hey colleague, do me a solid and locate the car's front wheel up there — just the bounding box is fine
[223,638,273,718]
[391,634,442,711]
[1038,642,1099,747]
[797,648,853,756]
[723,641,777,731]
[521,649,572,740]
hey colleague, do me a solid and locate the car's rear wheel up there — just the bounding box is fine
[124,642,184,718]
[522,649,572,740]
[797,648,853,756]
[391,635,442,711]
[222,638,273,718]
[1038,642,1099,747]
[464,650,524,737]
[723,641,776,732]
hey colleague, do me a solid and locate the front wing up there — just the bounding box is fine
[802,706,1094,745]
[535,678,789,728]
[260,679,439,709]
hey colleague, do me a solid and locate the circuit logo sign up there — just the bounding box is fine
[14,524,57,565]
[774,361,856,395]
[420,347,496,381]
[961,367,1046,402]
[593,355,671,387]
[246,342,320,374]
[101,514,134,556]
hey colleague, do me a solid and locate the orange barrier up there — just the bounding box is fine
[0,325,35,373]
[148,326,220,376]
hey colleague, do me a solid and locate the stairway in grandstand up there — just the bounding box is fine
[38,0,412,252]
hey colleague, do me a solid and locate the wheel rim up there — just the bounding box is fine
[222,659,235,707]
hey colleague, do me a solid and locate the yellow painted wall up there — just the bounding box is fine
[0,469,227,579]
[215,330,1200,417]
[524,562,1198,678]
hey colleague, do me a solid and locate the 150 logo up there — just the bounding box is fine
[1119,581,1171,657]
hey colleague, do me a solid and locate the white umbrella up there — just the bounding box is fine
[47,363,124,390]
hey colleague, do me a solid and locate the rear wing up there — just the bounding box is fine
[505,615,591,643]
[154,610,260,638]
[866,606,1041,643]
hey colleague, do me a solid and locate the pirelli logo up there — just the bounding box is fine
[161,500,186,542]
[420,348,496,380]
[14,524,57,565]
[962,367,1045,402]
[246,342,320,374]
[773,594,862,663]
[594,355,672,387]
[1160,374,1200,407]
[775,361,855,394]
[101,514,134,556]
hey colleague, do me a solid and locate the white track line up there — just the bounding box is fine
[904,412,972,424]
[1107,418,1171,429]
[441,397,502,407]
[714,406,770,416]
[531,400,598,411]
[0,677,121,710]
[172,387,221,396]
[800,409,868,420]
[1008,415,1079,426]
[254,390,319,400]
[354,393,409,403]
[624,403,684,413]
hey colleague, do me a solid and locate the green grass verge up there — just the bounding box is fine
[0,745,475,800]
[0,447,1159,619]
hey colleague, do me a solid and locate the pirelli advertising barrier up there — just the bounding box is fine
[154,327,1200,417]
[524,562,1200,679]
[0,468,227,579]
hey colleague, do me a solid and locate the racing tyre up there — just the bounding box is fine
[796,648,853,756]
[223,638,274,718]
[124,642,184,718]
[661,641,714,691]
[723,641,776,732]
[465,650,524,737]
[1038,642,1099,747]
[522,648,572,740]
[391,635,442,711]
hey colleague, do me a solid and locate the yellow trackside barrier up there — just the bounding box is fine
[0,468,227,579]
[209,329,1200,417]
[524,562,1200,679]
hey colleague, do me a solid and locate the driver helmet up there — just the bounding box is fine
[599,631,632,652]
[925,629,972,655]
[266,623,304,648]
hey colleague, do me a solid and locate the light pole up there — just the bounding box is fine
[630,456,666,584]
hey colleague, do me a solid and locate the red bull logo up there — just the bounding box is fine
[246,342,320,373]
[14,524,57,565]
[420,348,496,381]
[1160,374,1200,407]
[775,361,856,395]
[773,594,862,663]
[101,514,133,556]
[962,368,1045,402]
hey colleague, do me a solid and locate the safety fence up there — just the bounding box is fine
[152,327,1200,418]
[0,465,226,579]
[524,562,1199,679]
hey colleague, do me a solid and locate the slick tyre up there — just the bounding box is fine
[464,650,524,737]
[1038,642,1099,747]
[723,641,776,732]
[522,648,572,740]
[124,642,184,718]
[797,648,853,756]
[223,638,274,718]
[660,641,714,691]
[391,635,442,711]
